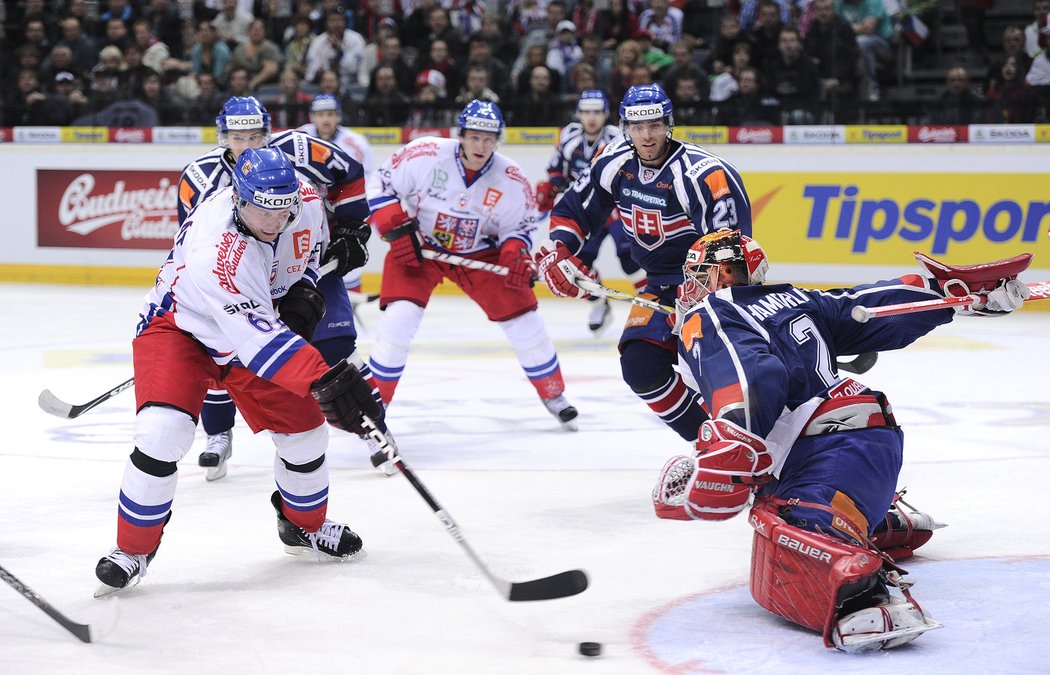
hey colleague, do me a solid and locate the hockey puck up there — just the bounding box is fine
[578,642,602,657]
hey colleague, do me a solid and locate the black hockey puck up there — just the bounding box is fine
[578,642,602,657]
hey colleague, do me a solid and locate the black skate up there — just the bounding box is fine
[94,514,170,597]
[270,491,363,560]
[543,395,579,432]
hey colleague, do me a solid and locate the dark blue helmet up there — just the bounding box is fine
[231,148,301,232]
[457,100,505,136]
[216,96,272,147]
[310,93,341,114]
[618,84,674,142]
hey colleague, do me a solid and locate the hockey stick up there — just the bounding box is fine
[420,248,510,274]
[360,415,589,601]
[836,352,879,375]
[575,278,675,313]
[38,377,134,419]
[851,280,1050,323]
[0,564,94,643]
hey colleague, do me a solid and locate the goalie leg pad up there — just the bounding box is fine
[870,491,946,561]
[748,501,885,645]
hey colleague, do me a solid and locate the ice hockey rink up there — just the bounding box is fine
[1,281,1048,674]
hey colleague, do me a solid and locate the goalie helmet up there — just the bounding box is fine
[216,96,272,147]
[231,147,301,234]
[677,229,768,313]
[618,84,674,143]
[458,99,505,136]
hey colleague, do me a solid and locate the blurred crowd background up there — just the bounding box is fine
[3,0,1050,129]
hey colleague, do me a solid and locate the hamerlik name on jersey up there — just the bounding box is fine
[743,288,812,321]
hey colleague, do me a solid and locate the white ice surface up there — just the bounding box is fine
[1,284,1048,674]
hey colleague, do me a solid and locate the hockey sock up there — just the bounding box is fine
[499,311,565,400]
[621,342,707,442]
[201,390,236,435]
[273,425,330,532]
[116,449,177,555]
[369,300,424,404]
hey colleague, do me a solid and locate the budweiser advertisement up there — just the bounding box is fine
[730,127,783,144]
[908,125,967,143]
[37,169,180,249]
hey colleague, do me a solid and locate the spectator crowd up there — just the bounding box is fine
[2,0,1050,128]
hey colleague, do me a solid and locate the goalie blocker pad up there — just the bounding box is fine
[749,500,892,648]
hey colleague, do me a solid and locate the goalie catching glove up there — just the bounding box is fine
[322,219,371,276]
[499,239,536,289]
[535,241,596,298]
[915,251,1032,316]
[653,418,774,521]
[310,359,383,435]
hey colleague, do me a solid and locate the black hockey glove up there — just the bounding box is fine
[278,280,326,340]
[322,219,371,276]
[310,359,383,435]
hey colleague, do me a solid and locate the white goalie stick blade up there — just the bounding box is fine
[38,377,135,419]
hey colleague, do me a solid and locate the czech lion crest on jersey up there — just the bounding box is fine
[432,212,480,251]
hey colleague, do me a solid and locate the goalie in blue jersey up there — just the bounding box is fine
[652,229,1031,652]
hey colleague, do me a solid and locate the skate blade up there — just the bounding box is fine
[205,462,229,481]
[837,619,943,652]
[94,576,139,598]
[282,545,367,562]
[560,419,579,432]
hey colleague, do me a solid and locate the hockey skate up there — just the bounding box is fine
[543,395,579,431]
[832,595,943,653]
[587,297,612,332]
[198,429,233,481]
[270,491,363,560]
[871,490,946,561]
[94,514,170,597]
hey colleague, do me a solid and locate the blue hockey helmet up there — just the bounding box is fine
[216,96,272,147]
[618,84,674,141]
[577,90,609,114]
[310,93,341,114]
[231,148,301,234]
[457,100,505,137]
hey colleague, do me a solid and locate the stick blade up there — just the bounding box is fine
[837,352,879,375]
[37,389,74,418]
[508,569,589,602]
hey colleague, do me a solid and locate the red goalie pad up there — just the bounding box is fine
[749,501,886,647]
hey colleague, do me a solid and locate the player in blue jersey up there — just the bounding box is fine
[177,96,384,479]
[535,90,644,332]
[652,229,1031,651]
[537,83,752,442]
[95,149,383,595]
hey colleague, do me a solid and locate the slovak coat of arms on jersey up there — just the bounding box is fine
[432,211,480,251]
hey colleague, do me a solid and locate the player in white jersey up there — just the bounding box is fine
[298,93,377,295]
[535,90,645,332]
[366,100,579,431]
[94,149,384,595]
[177,96,384,480]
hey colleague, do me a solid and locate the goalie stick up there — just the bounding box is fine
[0,564,95,643]
[851,280,1050,323]
[360,415,589,602]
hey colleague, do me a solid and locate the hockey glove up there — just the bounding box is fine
[279,280,326,340]
[534,180,561,213]
[686,419,773,521]
[499,239,537,290]
[322,219,370,276]
[535,241,594,298]
[310,359,383,435]
[380,220,423,267]
[914,251,1032,317]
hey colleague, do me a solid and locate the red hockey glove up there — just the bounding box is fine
[534,180,561,213]
[499,239,536,290]
[686,419,773,521]
[372,204,423,267]
[535,241,593,298]
[914,251,1032,316]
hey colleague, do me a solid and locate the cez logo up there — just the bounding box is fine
[804,185,1050,254]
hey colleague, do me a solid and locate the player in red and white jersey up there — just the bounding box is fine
[94,148,384,595]
[366,100,579,430]
[297,93,377,295]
